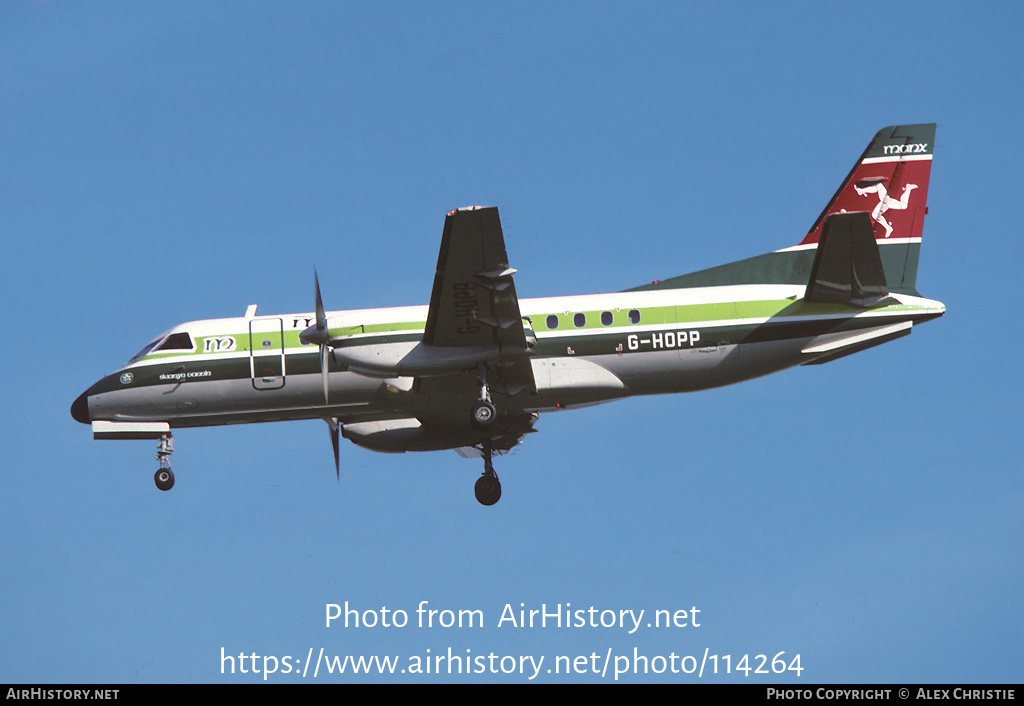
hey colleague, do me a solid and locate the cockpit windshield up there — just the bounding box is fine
[155,332,194,352]
[126,331,194,365]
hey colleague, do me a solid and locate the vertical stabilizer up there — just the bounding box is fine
[628,124,936,295]
[799,124,934,294]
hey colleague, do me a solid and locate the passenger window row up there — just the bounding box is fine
[546,309,641,330]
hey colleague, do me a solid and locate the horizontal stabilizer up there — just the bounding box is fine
[801,321,912,365]
[805,212,889,307]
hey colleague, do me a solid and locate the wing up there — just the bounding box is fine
[421,206,536,393]
[424,207,526,347]
[328,206,536,388]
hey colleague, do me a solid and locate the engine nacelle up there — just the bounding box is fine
[342,418,481,453]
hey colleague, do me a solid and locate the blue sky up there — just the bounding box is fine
[2,1,1021,683]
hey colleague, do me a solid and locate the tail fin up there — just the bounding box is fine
[800,124,935,294]
[628,124,935,295]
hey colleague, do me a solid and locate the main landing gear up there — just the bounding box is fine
[471,364,502,506]
[471,363,497,432]
[471,400,496,430]
[474,441,501,506]
[154,433,174,491]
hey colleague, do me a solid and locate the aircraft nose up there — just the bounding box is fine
[71,391,91,424]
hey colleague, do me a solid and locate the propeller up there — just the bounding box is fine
[326,417,340,480]
[301,274,341,480]
[299,269,332,404]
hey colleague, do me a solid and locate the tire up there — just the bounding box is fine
[471,400,497,430]
[474,475,501,506]
[155,468,175,491]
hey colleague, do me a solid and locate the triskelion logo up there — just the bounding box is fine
[854,176,918,238]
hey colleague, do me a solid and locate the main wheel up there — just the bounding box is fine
[474,475,501,506]
[155,468,175,491]
[471,400,497,430]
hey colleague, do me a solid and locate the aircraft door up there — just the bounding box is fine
[249,318,286,390]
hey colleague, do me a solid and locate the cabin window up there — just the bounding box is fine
[546,314,559,329]
[628,309,641,324]
[601,311,613,326]
[155,332,195,352]
[573,313,586,328]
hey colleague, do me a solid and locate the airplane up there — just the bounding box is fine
[71,123,944,506]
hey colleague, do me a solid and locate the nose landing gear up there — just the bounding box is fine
[154,433,175,491]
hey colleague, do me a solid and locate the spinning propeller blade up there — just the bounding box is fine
[314,270,327,332]
[316,271,330,404]
[326,417,340,480]
[300,270,332,404]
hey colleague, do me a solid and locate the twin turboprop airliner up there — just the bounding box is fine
[71,124,945,505]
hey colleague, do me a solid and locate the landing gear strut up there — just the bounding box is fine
[154,433,174,491]
[471,365,501,504]
[474,440,502,506]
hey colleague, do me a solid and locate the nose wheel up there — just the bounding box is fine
[154,433,175,491]
[155,467,175,491]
